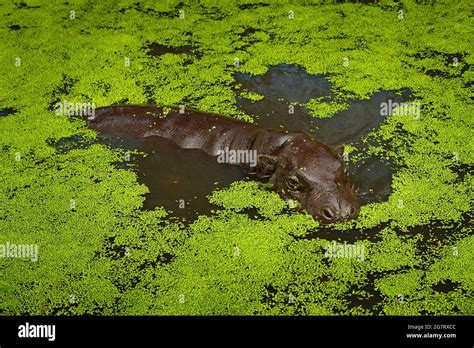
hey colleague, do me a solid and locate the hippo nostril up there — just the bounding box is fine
[321,208,335,221]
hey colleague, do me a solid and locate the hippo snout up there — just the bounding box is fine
[308,199,359,224]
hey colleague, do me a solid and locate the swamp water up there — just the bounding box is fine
[79,64,412,223]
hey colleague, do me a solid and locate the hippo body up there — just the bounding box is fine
[87,105,359,223]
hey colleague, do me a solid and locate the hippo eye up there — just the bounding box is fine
[286,176,302,192]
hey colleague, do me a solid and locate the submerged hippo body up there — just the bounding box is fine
[87,105,359,223]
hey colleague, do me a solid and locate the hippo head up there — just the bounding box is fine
[254,132,360,224]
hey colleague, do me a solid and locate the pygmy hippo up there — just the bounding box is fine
[86,105,359,223]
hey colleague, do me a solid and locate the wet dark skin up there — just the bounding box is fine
[87,105,360,223]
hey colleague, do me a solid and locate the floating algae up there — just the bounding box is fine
[0,0,472,315]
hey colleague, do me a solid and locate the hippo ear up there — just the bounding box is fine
[334,144,345,156]
[256,154,277,178]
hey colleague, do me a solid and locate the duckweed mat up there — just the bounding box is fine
[0,0,472,315]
